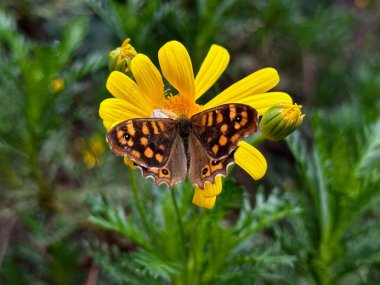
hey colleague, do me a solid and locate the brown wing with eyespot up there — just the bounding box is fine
[190,103,258,159]
[106,118,177,168]
[188,132,235,189]
[139,135,187,188]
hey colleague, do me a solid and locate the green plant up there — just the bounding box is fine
[277,112,380,284]
[87,175,299,284]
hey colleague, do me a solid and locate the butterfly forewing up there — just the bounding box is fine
[106,118,177,168]
[190,104,258,159]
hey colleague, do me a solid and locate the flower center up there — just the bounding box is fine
[163,93,202,118]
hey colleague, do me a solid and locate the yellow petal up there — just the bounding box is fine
[234,92,293,116]
[124,157,136,169]
[192,188,216,209]
[158,41,195,99]
[99,98,147,131]
[106,71,153,115]
[234,142,267,180]
[202,175,223,198]
[203,68,279,109]
[131,54,165,109]
[194,45,230,100]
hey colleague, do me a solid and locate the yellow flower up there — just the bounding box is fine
[99,41,293,208]
[82,134,106,168]
[49,78,64,93]
[109,38,137,73]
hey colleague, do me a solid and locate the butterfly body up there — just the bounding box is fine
[106,104,258,189]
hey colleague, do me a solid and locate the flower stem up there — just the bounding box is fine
[129,168,156,241]
[171,188,186,244]
[250,134,266,146]
[171,187,188,284]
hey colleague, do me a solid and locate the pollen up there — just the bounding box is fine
[163,93,202,118]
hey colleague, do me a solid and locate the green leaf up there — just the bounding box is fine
[356,119,380,179]
[58,17,88,64]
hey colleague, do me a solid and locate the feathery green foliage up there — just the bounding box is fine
[86,176,299,284]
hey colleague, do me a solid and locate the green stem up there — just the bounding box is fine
[171,187,188,285]
[27,135,55,213]
[129,168,156,241]
[249,134,266,146]
[171,188,186,248]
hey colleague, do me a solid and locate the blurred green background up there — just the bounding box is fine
[1,0,380,284]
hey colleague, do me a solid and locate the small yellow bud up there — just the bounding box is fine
[49,78,64,93]
[259,103,304,141]
[108,38,137,73]
[82,135,105,168]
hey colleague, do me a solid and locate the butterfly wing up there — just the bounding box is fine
[139,135,187,188]
[191,104,258,159]
[107,118,187,187]
[188,132,235,189]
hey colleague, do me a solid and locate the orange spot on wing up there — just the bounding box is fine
[150,169,160,174]
[220,124,228,133]
[158,121,166,132]
[210,161,223,171]
[117,130,125,140]
[207,113,213,126]
[229,107,236,121]
[240,118,248,126]
[144,147,154,158]
[212,144,219,154]
[140,137,148,146]
[151,121,160,134]
[231,134,240,143]
[201,114,207,126]
[155,153,164,163]
[219,135,228,146]
[216,112,223,124]
[127,122,136,136]
[131,150,141,159]
[142,122,150,135]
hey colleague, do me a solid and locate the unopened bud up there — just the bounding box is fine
[108,38,137,73]
[260,103,304,141]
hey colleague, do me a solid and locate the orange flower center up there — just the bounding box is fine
[163,93,202,118]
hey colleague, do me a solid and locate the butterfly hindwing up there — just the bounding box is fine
[140,135,187,188]
[106,118,177,168]
[190,104,258,159]
[188,132,235,188]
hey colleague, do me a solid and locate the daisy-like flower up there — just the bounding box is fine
[100,40,292,208]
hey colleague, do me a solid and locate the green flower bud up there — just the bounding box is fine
[108,38,137,73]
[260,103,304,141]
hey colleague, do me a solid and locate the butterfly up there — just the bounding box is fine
[106,103,258,189]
